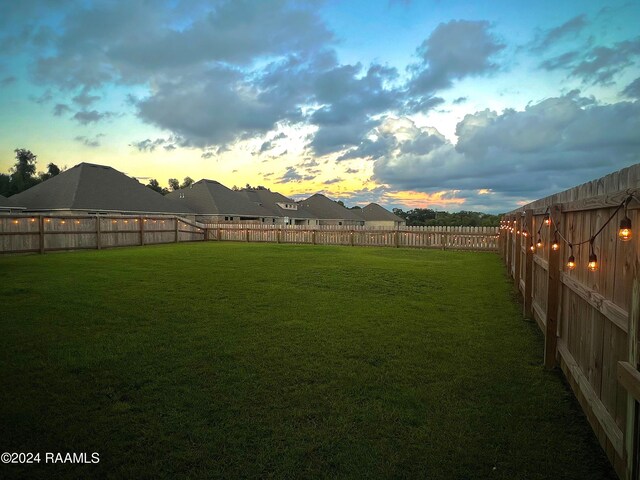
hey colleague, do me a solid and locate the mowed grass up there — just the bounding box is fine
[0,243,615,479]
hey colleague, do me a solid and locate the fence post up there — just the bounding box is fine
[175,218,179,243]
[622,259,640,479]
[96,215,101,250]
[442,233,447,250]
[312,230,316,245]
[39,215,45,254]
[514,213,522,294]
[350,230,354,246]
[524,209,534,318]
[277,228,281,244]
[544,204,561,369]
[246,228,250,242]
[395,230,399,248]
[140,216,144,246]
[506,216,513,276]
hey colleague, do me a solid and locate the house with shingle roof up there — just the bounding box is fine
[238,188,318,226]
[297,194,365,226]
[0,194,25,214]
[357,203,406,229]
[166,179,276,224]
[8,163,193,216]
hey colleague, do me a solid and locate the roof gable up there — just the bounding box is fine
[9,163,193,214]
[360,203,405,222]
[297,194,364,221]
[167,180,273,217]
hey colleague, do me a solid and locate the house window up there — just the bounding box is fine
[273,219,276,223]
[338,222,343,226]
[261,218,265,222]
[225,216,229,221]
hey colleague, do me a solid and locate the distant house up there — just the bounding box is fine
[8,163,193,216]
[357,203,406,229]
[0,194,25,215]
[297,194,365,226]
[166,179,275,224]
[239,188,318,225]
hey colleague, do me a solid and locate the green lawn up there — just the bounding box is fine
[0,243,615,479]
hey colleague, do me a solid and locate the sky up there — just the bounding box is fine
[0,0,639,213]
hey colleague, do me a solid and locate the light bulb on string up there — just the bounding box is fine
[551,232,560,251]
[536,238,543,248]
[529,243,535,252]
[618,216,632,242]
[566,244,575,270]
[587,240,598,272]
[544,214,550,226]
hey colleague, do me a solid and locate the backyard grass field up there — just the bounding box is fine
[0,243,616,479]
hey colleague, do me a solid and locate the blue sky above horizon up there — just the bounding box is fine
[0,0,639,213]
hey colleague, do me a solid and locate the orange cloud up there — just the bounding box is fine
[383,190,466,209]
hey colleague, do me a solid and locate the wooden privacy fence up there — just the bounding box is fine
[206,224,498,250]
[499,163,640,480]
[0,216,498,254]
[0,215,206,254]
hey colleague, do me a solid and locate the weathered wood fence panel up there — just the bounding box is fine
[1,216,499,254]
[500,163,640,480]
[0,215,206,254]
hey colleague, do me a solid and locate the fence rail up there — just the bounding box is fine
[499,163,640,480]
[0,214,498,254]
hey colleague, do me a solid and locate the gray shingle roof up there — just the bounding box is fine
[0,194,12,208]
[297,194,364,221]
[239,189,317,219]
[359,203,405,222]
[166,180,273,217]
[9,163,193,214]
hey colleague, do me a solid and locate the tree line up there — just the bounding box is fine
[392,208,500,227]
[0,149,62,197]
[2,150,500,226]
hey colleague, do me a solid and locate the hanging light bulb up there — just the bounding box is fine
[551,233,559,251]
[522,229,528,237]
[536,237,543,248]
[588,240,598,272]
[566,244,575,270]
[544,215,550,226]
[529,243,535,252]
[618,216,632,242]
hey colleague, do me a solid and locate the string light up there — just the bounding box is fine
[544,214,550,226]
[536,238,543,249]
[566,244,576,270]
[587,240,598,272]
[529,243,535,252]
[522,229,528,237]
[618,198,632,242]
[551,232,560,251]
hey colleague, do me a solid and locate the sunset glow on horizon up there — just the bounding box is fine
[0,0,638,212]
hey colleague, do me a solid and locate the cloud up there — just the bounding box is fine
[74,133,104,148]
[408,20,504,97]
[0,75,16,86]
[540,37,640,85]
[323,177,342,185]
[275,166,316,183]
[532,14,588,52]
[370,94,640,211]
[130,136,179,152]
[452,96,467,105]
[72,89,100,107]
[73,110,112,125]
[622,77,640,99]
[53,103,71,116]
